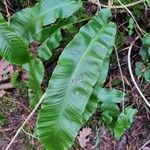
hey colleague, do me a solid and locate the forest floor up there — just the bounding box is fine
[0,0,150,150]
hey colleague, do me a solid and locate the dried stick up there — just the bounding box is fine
[139,139,150,150]
[128,37,150,109]
[0,83,14,90]
[114,45,126,113]
[3,0,11,23]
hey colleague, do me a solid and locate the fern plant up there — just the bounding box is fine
[37,9,117,150]
[0,0,138,150]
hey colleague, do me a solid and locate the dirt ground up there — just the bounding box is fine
[0,1,150,150]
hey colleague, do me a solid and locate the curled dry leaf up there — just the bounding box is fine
[0,60,13,82]
[77,127,92,148]
[0,90,6,97]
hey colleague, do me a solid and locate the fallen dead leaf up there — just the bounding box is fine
[77,127,92,148]
[0,90,6,97]
[0,60,13,82]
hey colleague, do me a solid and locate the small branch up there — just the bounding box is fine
[93,0,145,9]
[3,0,11,23]
[108,0,113,7]
[114,45,126,113]
[22,127,38,139]
[128,37,150,109]
[96,0,101,10]
[139,139,150,150]
[5,93,46,150]
[0,83,14,90]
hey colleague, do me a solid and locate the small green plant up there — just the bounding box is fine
[0,0,146,149]
[135,36,150,83]
[128,17,134,36]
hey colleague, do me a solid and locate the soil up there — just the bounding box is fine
[0,1,150,150]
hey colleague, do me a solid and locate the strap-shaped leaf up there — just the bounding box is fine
[83,86,123,122]
[34,16,78,43]
[114,107,137,139]
[83,87,123,121]
[35,17,78,61]
[83,56,112,121]
[94,88,123,103]
[83,92,99,121]
[0,14,30,65]
[83,54,114,121]
[37,9,116,150]
[23,57,44,107]
[37,29,61,61]
[10,0,82,42]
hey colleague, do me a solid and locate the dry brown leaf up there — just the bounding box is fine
[0,90,6,97]
[0,60,13,82]
[77,127,92,148]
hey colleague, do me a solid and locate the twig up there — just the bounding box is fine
[128,37,150,109]
[22,127,38,139]
[108,0,113,7]
[5,93,46,150]
[0,83,14,90]
[93,0,145,9]
[114,45,126,113]
[96,0,101,10]
[139,139,150,150]
[3,0,11,23]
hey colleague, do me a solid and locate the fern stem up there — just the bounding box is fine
[128,37,150,109]
[5,93,46,150]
